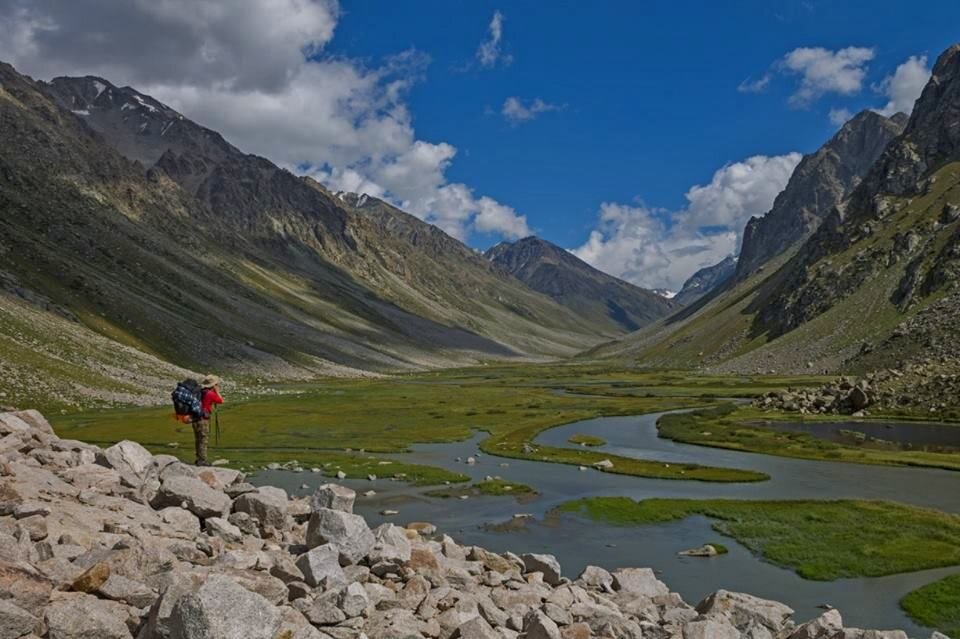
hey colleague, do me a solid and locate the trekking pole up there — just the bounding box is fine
[215,412,221,446]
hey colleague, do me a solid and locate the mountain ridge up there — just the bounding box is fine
[484,236,676,334]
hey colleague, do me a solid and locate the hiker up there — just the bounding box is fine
[193,374,223,466]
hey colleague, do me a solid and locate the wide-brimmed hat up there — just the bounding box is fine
[201,374,221,389]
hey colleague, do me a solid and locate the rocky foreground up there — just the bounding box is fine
[0,410,938,639]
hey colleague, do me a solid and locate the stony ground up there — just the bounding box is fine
[0,410,939,639]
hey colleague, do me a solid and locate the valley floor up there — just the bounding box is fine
[49,362,960,635]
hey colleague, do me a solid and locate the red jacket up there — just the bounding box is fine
[201,388,223,417]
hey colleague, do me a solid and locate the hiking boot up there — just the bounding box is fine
[195,459,210,467]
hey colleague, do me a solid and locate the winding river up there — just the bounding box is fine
[254,408,960,635]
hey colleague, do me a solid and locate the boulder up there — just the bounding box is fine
[0,598,37,639]
[268,553,305,584]
[294,544,347,588]
[339,581,371,617]
[305,508,374,565]
[789,609,843,639]
[97,573,158,608]
[523,609,561,639]
[153,476,231,519]
[682,619,740,639]
[166,574,282,639]
[96,440,154,485]
[520,553,562,586]
[576,565,614,592]
[44,594,133,639]
[159,507,202,534]
[303,589,346,626]
[611,568,669,598]
[310,483,356,513]
[695,589,793,631]
[363,609,426,639]
[232,486,289,531]
[205,517,243,543]
[454,616,499,639]
[0,560,54,615]
[369,523,412,566]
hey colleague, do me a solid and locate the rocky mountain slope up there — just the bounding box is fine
[0,62,605,407]
[485,237,675,334]
[736,110,907,279]
[587,44,960,380]
[0,409,918,638]
[672,256,737,307]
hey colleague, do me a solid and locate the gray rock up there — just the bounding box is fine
[369,523,412,566]
[226,512,260,537]
[167,574,282,639]
[305,508,374,565]
[159,507,201,534]
[611,568,669,597]
[269,553,305,584]
[97,440,155,485]
[311,484,356,513]
[339,582,371,617]
[44,593,133,639]
[205,517,243,543]
[454,616,499,639]
[695,589,794,631]
[683,619,740,639]
[97,573,158,608]
[153,476,230,519]
[789,609,843,639]
[523,610,560,639]
[303,589,346,626]
[0,598,37,639]
[295,544,347,588]
[576,565,613,592]
[363,608,425,639]
[520,553,561,586]
[232,486,288,531]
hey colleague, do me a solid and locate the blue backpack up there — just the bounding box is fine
[171,379,203,418]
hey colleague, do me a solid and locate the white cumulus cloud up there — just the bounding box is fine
[0,0,530,242]
[875,55,930,117]
[572,153,802,290]
[501,97,560,123]
[782,46,875,106]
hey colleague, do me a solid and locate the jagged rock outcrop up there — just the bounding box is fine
[485,237,676,333]
[0,409,929,638]
[673,256,737,307]
[737,111,907,279]
[757,44,960,338]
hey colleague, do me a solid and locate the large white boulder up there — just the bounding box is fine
[166,574,281,639]
[305,508,374,565]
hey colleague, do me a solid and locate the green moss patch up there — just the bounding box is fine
[568,433,606,447]
[901,574,960,637]
[558,497,960,581]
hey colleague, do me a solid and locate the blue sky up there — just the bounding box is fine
[2,0,958,289]
[324,0,958,286]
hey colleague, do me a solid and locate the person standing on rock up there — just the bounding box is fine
[193,374,224,466]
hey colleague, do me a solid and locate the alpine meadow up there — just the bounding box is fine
[2,2,960,638]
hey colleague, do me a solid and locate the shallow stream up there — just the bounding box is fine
[253,408,960,635]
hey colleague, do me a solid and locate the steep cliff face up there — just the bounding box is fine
[485,237,676,334]
[737,110,906,279]
[588,44,960,375]
[756,44,960,339]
